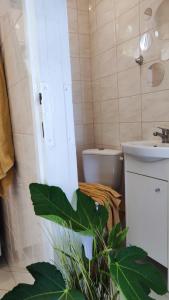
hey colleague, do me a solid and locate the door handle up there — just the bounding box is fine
[155,188,160,193]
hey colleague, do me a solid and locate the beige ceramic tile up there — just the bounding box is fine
[116,6,139,44]
[118,66,141,98]
[100,74,118,100]
[81,81,92,102]
[78,11,89,34]
[72,81,82,103]
[141,60,169,94]
[102,123,120,147]
[8,78,33,135]
[77,0,89,11]
[69,33,79,57]
[142,90,169,122]
[67,0,77,9]
[96,0,115,28]
[117,37,140,72]
[140,0,163,34]
[79,34,90,58]
[95,21,116,54]
[70,57,81,80]
[115,0,139,17]
[101,99,119,123]
[119,95,141,122]
[80,57,91,80]
[67,8,78,33]
[120,122,142,143]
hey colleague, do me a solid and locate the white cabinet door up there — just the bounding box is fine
[126,172,168,267]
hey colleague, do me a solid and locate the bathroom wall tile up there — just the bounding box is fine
[73,103,83,124]
[69,33,79,57]
[100,74,118,100]
[70,57,81,80]
[142,90,169,122]
[75,124,94,146]
[93,101,102,123]
[82,102,94,124]
[0,15,11,43]
[13,134,37,184]
[96,0,115,28]
[96,47,117,79]
[120,122,142,143]
[101,99,119,123]
[140,30,162,64]
[96,21,116,54]
[67,8,78,33]
[72,81,82,103]
[81,81,93,102]
[116,6,139,44]
[67,0,77,9]
[78,11,89,34]
[79,34,90,57]
[80,57,91,80]
[3,28,27,87]
[115,0,139,17]
[92,80,101,101]
[141,60,169,94]
[89,5,97,33]
[8,78,33,135]
[77,0,89,11]
[94,124,103,145]
[140,0,163,34]
[117,37,140,72]
[118,66,141,97]
[102,123,120,147]
[119,95,141,122]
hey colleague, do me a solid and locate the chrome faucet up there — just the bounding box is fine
[153,127,169,143]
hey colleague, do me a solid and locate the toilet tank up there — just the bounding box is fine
[82,149,123,190]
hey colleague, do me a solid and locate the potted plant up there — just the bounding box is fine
[2,183,168,299]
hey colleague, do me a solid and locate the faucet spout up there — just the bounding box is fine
[153,127,169,143]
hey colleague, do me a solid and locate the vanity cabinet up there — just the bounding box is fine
[125,154,169,268]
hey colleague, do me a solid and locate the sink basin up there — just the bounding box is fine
[122,141,169,162]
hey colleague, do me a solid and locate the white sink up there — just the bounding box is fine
[122,141,169,162]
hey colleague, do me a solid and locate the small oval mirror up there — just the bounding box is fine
[155,0,169,40]
[147,63,165,87]
[140,32,152,52]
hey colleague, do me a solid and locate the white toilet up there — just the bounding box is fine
[82,149,123,190]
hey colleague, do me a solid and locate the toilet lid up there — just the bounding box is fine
[83,149,122,156]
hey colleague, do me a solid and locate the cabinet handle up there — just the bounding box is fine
[155,188,160,193]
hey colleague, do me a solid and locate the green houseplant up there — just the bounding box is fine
[2,183,168,300]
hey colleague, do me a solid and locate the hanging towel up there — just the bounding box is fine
[0,57,14,196]
[79,183,121,231]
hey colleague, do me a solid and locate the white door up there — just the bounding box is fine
[126,172,168,267]
[24,0,79,261]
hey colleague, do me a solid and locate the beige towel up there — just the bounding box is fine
[79,183,121,231]
[0,58,14,196]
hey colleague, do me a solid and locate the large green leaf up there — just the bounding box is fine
[2,263,85,300]
[30,183,108,236]
[110,246,168,300]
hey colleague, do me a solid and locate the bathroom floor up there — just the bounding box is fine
[0,258,34,298]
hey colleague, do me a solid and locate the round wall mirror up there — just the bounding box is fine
[155,0,169,40]
[140,33,152,52]
[147,62,165,87]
